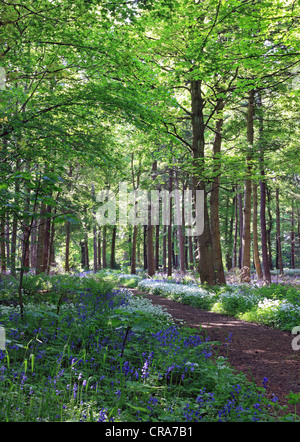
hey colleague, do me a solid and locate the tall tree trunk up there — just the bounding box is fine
[130,153,141,275]
[98,229,102,270]
[252,182,263,280]
[238,191,243,268]
[275,187,284,274]
[91,183,98,273]
[65,221,71,272]
[191,80,215,285]
[147,225,155,276]
[241,89,254,283]
[174,163,185,274]
[11,160,20,276]
[0,217,6,273]
[102,226,107,268]
[258,93,271,283]
[266,187,273,270]
[36,203,46,274]
[43,204,51,272]
[110,226,116,269]
[23,183,31,270]
[188,236,194,270]
[167,167,173,277]
[47,215,55,274]
[143,225,147,271]
[163,225,167,273]
[147,160,157,277]
[233,186,238,269]
[291,204,295,269]
[5,215,9,269]
[84,230,89,270]
[210,98,225,283]
[30,219,37,271]
[131,225,138,274]
[155,224,160,271]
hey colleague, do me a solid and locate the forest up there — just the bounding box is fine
[0,0,300,424]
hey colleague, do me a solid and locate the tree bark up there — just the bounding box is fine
[110,226,116,269]
[84,230,89,270]
[0,217,6,273]
[252,182,263,280]
[155,224,160,271]
[131,225,138,274]
[43,204,51,272]
[210,98,225,283]
[65,221,71,272]
[291,204,295,269]
[258,92,271,283]
[238,191,243,268]
[102,226,107,268]
[233,186,238,269]
[11,160,20,276]
[266,187,273,270]
[241,89,254,283]
[143,225,147,271]
[174,163,185,274]
[190,80,214,285]
[167,168,173,277]
[98,229,102,270]
[163,225,167,273]
[275,187,284,274]
[36,203,46,274]
[91,183,98,272]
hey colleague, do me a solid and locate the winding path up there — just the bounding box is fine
[127,287,300,415]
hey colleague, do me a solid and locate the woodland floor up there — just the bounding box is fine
[126,287,300,416]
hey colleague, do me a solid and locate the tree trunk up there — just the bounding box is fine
[30,219,37,271]
[102,226,107,268]
[233,186,238,269]
[238,191,243,268]
[110,226,116,269]
[210,98,225,284]
[0,218,6,273]
[43,204,51,272]
[191,80,214,285]
[131,225,138,274]
[98,229,102,270]
[90,183,98,272]
[252,182,263,280]
[241,89,254,283]
[143,225,147,271]
[36,203,46,274]
[84,230,89,270]
[23,184,31,270]
[257,92,271,283]
[5,215,9,269]
[47,215,55,274]
[167,168,173,277]
[266,187,273,270]
[163,225,167,273]
[275,187,284,274]
[291,204,295,269]
[155,224,160,271]
[174,164,185,274]
[11,160,20,276]
[65,221,71,272]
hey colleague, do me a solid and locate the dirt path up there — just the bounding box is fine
[127,287,300,415]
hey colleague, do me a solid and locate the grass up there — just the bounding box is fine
[0,272,297,421]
